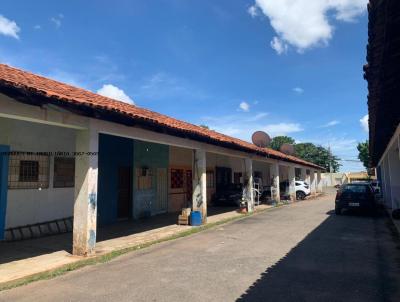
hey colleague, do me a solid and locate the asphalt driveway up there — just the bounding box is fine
[1,192,400,302]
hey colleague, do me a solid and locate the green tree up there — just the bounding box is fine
[294,143,341,172]
[199,124,209,129]
[270,136,295,151]
[357,140,370,170]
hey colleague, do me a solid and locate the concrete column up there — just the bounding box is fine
[383,156,392,208]
[310,170,317,195]
[388,146,400,210]
[73,128,99,256]
[244,158,254,212]
[192,149,207,223]
[316,171,322,193]
[288,166,296,201]
[300,168,307,181]
[305,169,311,186]
[271,163,280,202]
[380,161,388,207]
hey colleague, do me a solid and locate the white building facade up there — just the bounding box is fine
[0,64,323,256]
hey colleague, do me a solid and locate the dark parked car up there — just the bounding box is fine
[335,183,376,215]
[214,183,243,206]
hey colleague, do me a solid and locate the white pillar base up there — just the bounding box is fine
[245,158,254,212]
[192,149,207,223]
[271,163,280,203]
[288,166,296,201]
[73,128,99,256]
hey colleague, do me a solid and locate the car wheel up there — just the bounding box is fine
[335,206,342,215]
[296,191,306,200]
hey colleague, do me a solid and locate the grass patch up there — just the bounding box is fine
[0,204,280,291]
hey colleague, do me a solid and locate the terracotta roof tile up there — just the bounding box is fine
[0,63,323,170]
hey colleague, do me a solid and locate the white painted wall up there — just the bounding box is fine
[0,94,323,227]
[0,117,76,228]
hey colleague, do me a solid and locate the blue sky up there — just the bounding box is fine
[0,0,369,171]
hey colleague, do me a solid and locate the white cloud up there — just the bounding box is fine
[202,112,299,140]
[264,123,303,136]
[247,112,268,122]
[50,14,64,28]
[321,120,340,127]
[251,0,367,53]
[239,101,250,112]
[97,84,134,104]
[0,15,20,39]
[135,72,209,102]
[292,87,304,94]
[360,114,368,132]
[247,5,260,18]
[270,36,288,55]
[205,117,302,140]
[34,25,41,30]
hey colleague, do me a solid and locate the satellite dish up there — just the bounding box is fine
[252,131,271,148]
[280,143,295,155]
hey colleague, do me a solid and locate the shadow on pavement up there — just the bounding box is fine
[0,206,239,264]
[237,210,400,302]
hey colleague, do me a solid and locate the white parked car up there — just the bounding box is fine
[295,180,311,200]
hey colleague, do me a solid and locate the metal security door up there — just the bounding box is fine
[154,168,168,214]
[0,145,9,240]
[117,166,132,219]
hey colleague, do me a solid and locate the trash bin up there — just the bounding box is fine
[190,211,202,226]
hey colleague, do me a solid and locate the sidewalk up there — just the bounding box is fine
[0,196,330,290]
[0,201,307,290]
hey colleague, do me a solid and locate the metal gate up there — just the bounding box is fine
[154,168,168,214]
[0,145,10,240]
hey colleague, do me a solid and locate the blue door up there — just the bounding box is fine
[0,145,9,240]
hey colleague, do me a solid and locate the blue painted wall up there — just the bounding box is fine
[133,140,169,218]
[97,134,133,225]
[0,145,9,240]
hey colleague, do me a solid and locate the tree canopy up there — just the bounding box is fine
[294,143,341,172]
[269,136,340,171]
[357,140,370,170]
[270,136,295,151]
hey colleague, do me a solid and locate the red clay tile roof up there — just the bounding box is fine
[0,63,323,170]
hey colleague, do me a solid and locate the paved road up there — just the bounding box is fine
[1,193,400,302]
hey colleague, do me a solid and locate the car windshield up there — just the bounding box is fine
[342,184,369,193]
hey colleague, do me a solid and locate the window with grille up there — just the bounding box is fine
[170,169,184,189]
[19,161,39,182]
[206,171,214,188]
[8,152,50,189]
[54,157,75,188]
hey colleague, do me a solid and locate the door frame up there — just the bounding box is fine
[0,145,10,240]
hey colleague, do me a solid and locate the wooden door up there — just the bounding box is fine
[117,166,132,219]
[154,168,168,214]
